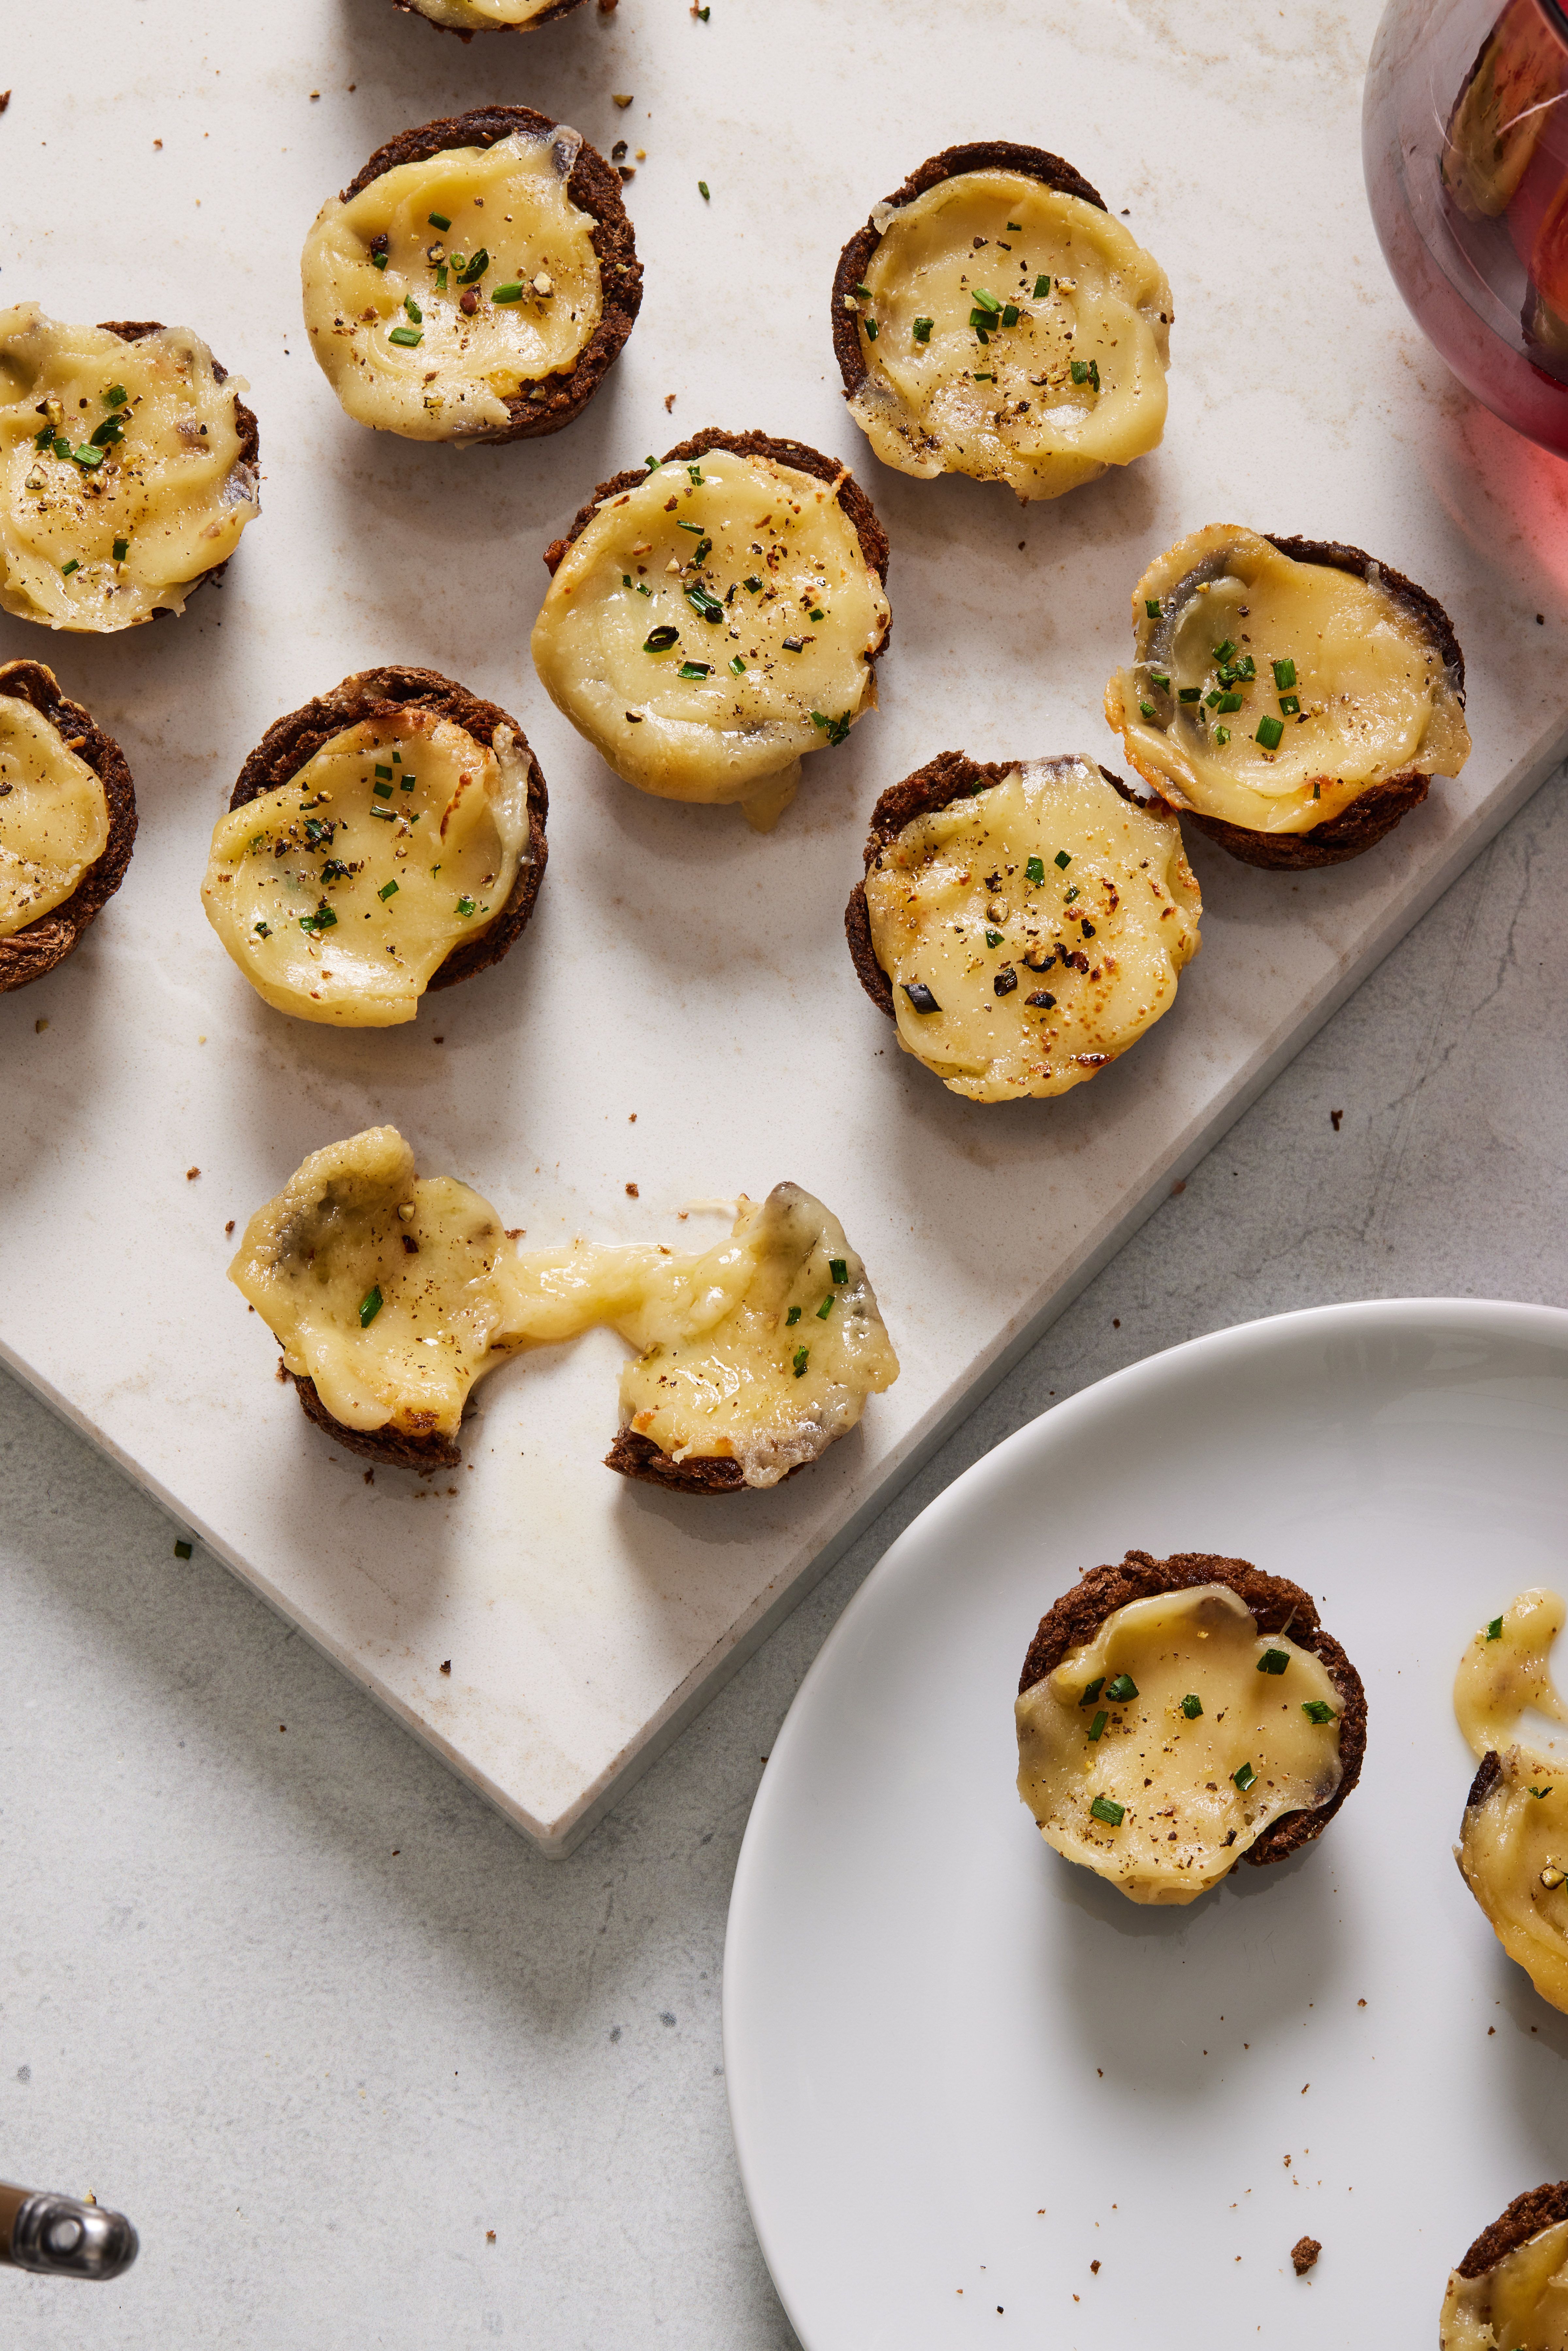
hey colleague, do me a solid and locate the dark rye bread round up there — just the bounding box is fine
[97,322,260,614]
[831,142,1108,406]
[286,1366,461,1474]
[1018,1549,1368,1868]
[228,663,547,995]
[541,429,891,616]
[390,0,587,38]
[1176,534,1464,873]
[844,748,1144,1019]
[1455,2181,1568,2280]
[605,1428,815,1495]
[0,659,138,992]
[338,108,641,443]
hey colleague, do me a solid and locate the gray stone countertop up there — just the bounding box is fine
[3,767,1566,2348]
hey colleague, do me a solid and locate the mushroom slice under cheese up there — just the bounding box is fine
[203,705,538,1027]
[499,1183,899,1489]
[835,149,1171,501]
[1454,1589,1568,2014]
[0,688,110,938]
[1016,1580,1349,1906]
[302,113,635,444]
[0,305,259,632]
[531,434,891,832]
[1441,2190,1568,2351]
[1105,524,1470,858]
[850,751,1199,1102]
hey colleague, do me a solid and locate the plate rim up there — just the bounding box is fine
[722,1292,1568,2347]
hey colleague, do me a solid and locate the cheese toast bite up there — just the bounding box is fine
[1105,524,1470,868]
[0,658,137,991]
[303,107,640,445]
[1016,1551,1366,1906]
[832,141,1172,502]
[1441,2181,1568,2351]
[0,306,260,631]
[846,749,1200,1101]
[232,1129,899,1484]
[391,0,586,31]
[1454,1589,1568,2015]
[532,430,891,832]
[202,666,547,1028]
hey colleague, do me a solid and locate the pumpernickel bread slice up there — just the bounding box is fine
[0,659,138,992]
[227,664,547,995]
[331,107,640,442]
[1454,2181,1568,2281]
[286,1366,461,1474]
[1019,1549,1367,1868]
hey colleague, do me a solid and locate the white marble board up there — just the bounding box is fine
[4,0,1566,1853]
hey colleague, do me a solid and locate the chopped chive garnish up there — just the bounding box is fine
[389,325,423,346]
[1256,715,1284,750]
[1081,1679,1105,1706]
[404,295,422,323]
[174,1540,193,1560]
[34,424,53,451]
[1145,598,1162,618]
[853,283,872,297]
[786,1306,801,1326]
[1216,691,1244,713]
[400,776,416,790]
[252,920,270,938]
[792,1345,809,1376]
[373,780,394,799]
[1486,1616,1504,1640]
[492,282,524,303]
[1089,1795,1124,1827]
[686,464,704,484]
[781,635,804,652]
[913,315,933,342]
[1272,657,1298,690]
[815,1296,834,1320]
[1105,1674,1138,1703]
[743,575,763,592]
[1002,303,1020,326]
[1279,693,1301,715]
[1054,849,1071,870]
[459,248,489,282]
[1181,1693,1203,1719]
[729,655,745,676]
[1026,855,1045,884]
[1214,726,1231,745]
[104,383,127,408]
[369,807,396,821]
[1087,1710,1109,1742]
[112,537,129,562]
[677,518,705,533]
[678,661,712,678]
[809,709,850,743]
[829,1258,848,1285]
[375,764,393,780]
[973,370,995,381]
[1257,1648,1290,1675]
[686,585,724,622]
[1302,1700,1335,1724]
[985,928,1004,948]
[1212,639,1236,662]
[644,626,679,652]
[428,211,451,230]
[435,266,448,290]
[359,1286,383,1327]
[372,253,388,271]
[698,181,710,200]
[89,417,123,447]
[1139,700,1157,721]
[60,559,80,576]
[1070,358,1091,385]
[456,896,477,916]
[902,981,940,1014]
[809,605,825,620]
[378,880,398,901]
[972,288,1001,314]
[1033,273,1051,297]
[1178,685,1201,703]
[865,320,878,340]
[1233,1761,1257,1792]
[1007,221,1023,230]
[970,317,991,339]
[1530,1785,1554,1798]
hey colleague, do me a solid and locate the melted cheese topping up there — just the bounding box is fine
[406,0,562,22]
[231,1128,513,1442]
[1442,2217,1568,2350]
[1454,1589,1568,2014]
[0,690,109,937]
[1016,1585,1345,1905]
[862,756,1200,1102]
[498,1183,899,1487]
[848,170,1171,501]
[530,445,890,830]
[1105,525,1471,835]
[0,305,259,632]
[302,131,602,442]
[202,711,531,1027]
[233,1134,899,1481]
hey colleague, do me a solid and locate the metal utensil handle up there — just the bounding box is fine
[0,2183,138,2281]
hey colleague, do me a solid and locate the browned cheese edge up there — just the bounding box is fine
[0,658,138,992]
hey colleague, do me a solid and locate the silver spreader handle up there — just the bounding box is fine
[0,2183,138,2281]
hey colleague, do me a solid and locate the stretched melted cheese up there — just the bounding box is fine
[848,171,1171,500]
[202,712,531,1026]
[406,0,564,22]
[862,756,1199,1101]
[498,1183,899,1487]
[233,1133,899,1482]
[1016,1585,1345,1904]
[302,131,602,442]
[1442,2217,1568,2350]
[0,691,109,937]
[531,445,890,830]
[1106,524,1471,835]
[1454,1589,1568,2014]
[0,305,259,631]
[231,1128,513,1441]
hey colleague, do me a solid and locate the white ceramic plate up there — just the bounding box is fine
[724,1300,1568,2349]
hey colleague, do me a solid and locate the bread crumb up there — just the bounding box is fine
[486,2229,497,2242]
[187,1166,201,1180]
[0,92,10,114]
[363,1469,374,1485]
[629,1111,637,1121]
[1330,1108,1344,1130]
[612,92,633,107]
[33,1017,47,1033]
[440,1660,451,1676]
[153,137,162,148]
[1291,2237,1321,2276]
[1090,2260,1100,2275]
[309,89,320,99]
[664,393,676,411]
[225,1220,235,1235]
[626,1181,639,1197]
[1357,1998,1366,2006]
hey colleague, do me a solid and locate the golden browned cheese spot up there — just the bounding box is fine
[863,756,1199,1101]
[1454,1589,1568,2015]
[1441,2216,1568,2349]
[849,170,1170,500]
[202,713,533,1027]
[302,130,601,441]
[1105,525,1470,836]
[1016,1585,1344,1905]
[0,691,109,936]
[531,447,889,829]
[0,305,258,630]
